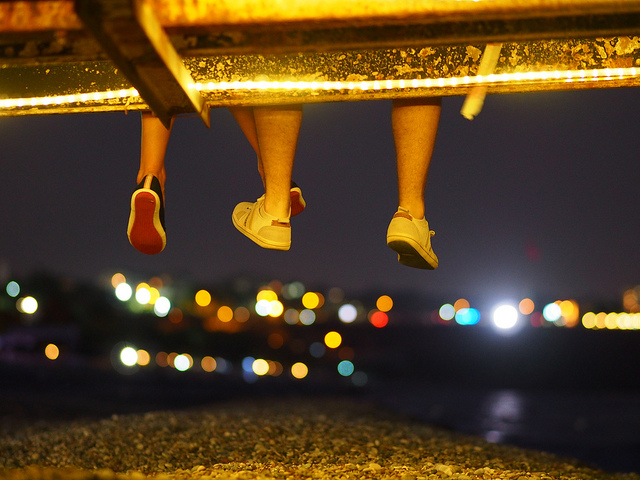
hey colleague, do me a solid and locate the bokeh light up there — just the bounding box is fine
[154,297,171,317]
[337,360,355,376]
[252,358,270,376]
[299,309,316,325]
[338,304,357,323]
[115,282,133,301]
[376,295,393,312]
[217,305,234,322]
[136,349,151,366]
[195,289,212,307]
[174,354,193,371]
[493,304,518,329]
[519,298,535,315]
[291,362,308,379]
[17,296,38,314]
[324,331,342,349]
[6,281,20,297]
[370,311,389,328]
[439,304,455,321]
[44,343,59,360]
[455,307,480,326]
[302,292,320,309]
[135,286,151,305]
[120,346,138,367]
[543,303,562,322]
[201,356,217,372]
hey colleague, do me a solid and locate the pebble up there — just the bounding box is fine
[0,399,637,480]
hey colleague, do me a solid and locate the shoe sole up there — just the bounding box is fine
[290,188,306,217]
[387,235,438,270]
[128,190,166,255]
[232,207,291,251]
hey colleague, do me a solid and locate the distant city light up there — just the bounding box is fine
[299,309,316,325]
[519,298,535,315]
[492,304,518,329]
[376,295,393,312]
[543,303,562,322]
[195,289,212,307]
[255,299,272,316]
[136,349,151,366]
[115,282,133,301]
[201,356,217,372]
[338,304,357,323]
[455,307,480,326]
[302,292,321,309]
[291,362,308,379]
[242,356,256,373]
[252,358,270,376]
[120,346,138,367]
[17,296,38,314]
[337,360,355,376]
[174,354,193,371]
[111,273,126,288]
[217,305,234,322]
[268,300,284,317]
[439,304,455,321]
[6,281,20,297]
[370,311,389,328]
[135,287,151,305]
[257,289,278,303]
[324,331,342,349]
[154,296,171,317]
[44,343,59,360]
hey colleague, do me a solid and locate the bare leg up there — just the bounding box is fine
[138,112,172,195]
[253,105,303,218]
[228,107,264,185]
[392,97,441,220]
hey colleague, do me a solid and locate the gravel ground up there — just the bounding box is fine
[0,398,638,480]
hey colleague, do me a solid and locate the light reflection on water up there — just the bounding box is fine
[373,383,640,473]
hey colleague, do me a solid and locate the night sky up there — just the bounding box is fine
[1,87,639,305]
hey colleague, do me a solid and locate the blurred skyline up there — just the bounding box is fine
[1,87,639,304]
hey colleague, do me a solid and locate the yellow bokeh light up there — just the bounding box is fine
[376,295,393,312]
[136,349,151,366]
[195,289,212,307]
[302,292,320,309]
[582,312,596,329]
[217,305,234,322]
[291,362,309,379]
[44,343,59,360]
[324,331,342,349]
[148,287,160,305]
[253,359,270,376]
[111,273,126,288]
[257,289,278,302]
[519,298,535,315]
[269,300,284,317]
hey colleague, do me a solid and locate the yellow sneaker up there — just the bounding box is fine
[386,207,438,269]
[232,195,291,251]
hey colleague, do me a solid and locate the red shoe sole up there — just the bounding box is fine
[290,191,305,217]
[128,191,165,255]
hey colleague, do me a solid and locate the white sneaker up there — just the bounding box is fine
[386,207,438,269]
[232,195,291,251]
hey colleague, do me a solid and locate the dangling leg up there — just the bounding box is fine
[127,112,173,255]
[229,106,306,216]
[231,105,303,250]
[387,98,441,269]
